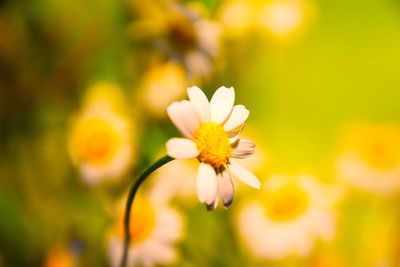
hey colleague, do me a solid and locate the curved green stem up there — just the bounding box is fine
[120,155,175,267]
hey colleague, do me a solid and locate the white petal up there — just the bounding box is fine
[227,124,243,144]
[219,170,234,207]
[232,139,255,159]
[229,160,261,189]
[167,100,200,138]
[196,163,217,204]
[187,86,210,123]
[166,138,199,159]
[207,191,219,211]
[144,240,176,263]
[210,86,235,124]
[223,105,249,131]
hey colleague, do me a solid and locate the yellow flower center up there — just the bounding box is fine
[73,118,120,165]
[168,16,198,51]
[44,246,73,267]
[116,197,156,244]
[264,186,309,222]
[194,122,232,169]
[351,125,400,170]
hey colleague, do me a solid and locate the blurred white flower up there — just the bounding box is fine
[139,61,187,118]
[166,86,260,210]
[129,1,221,82]
[150,159,198,203]
[259,1,302,35]
[108,193,184,267]
[69,83,134,185]
[258,0,315,40]
[218,0,256,35]
[218,0,315,41]
[336,123,400,195]
[236,174,339,259]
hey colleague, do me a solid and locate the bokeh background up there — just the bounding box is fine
[1,0,400,266]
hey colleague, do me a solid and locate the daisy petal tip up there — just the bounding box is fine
[187,85,201,94]
[206,203,215,211]
[166,101,177,113]
[218,85,234,91]
[210,86,236,124]
[223,198,233,208]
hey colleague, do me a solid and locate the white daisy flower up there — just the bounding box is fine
[166,86,260,210]
[108,194,183,267]
[236,174,338,259]
[140,61,187,118]
[336,123,400,195]
[68,84,134,185]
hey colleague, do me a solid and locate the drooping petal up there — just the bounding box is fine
[166,138,199,159]
[229,160,261,189]
[167,100,200,138]
[187,86,210,123]
[227,124,244,144]
[224,105,249,131]
[210,86,235,124]
[232,139,255,159]
[219,170,234,207]
[206,191,219,211]
[196,163,218,204]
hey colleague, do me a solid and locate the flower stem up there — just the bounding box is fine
[120,155,175,267]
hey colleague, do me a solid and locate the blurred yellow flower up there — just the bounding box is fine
[257,0,315,40]
[43,246,74,267]
[108,193,184,267]
[69,82,135,184]
[81,82,127,113]
[218,0,315,41]
[218,0,256,35]
[336,123,400,195]
[309,253,344,267]
[236,174,339,259]
[139,61,187,118]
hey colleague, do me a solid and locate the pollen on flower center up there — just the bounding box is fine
[194,122,232,169]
